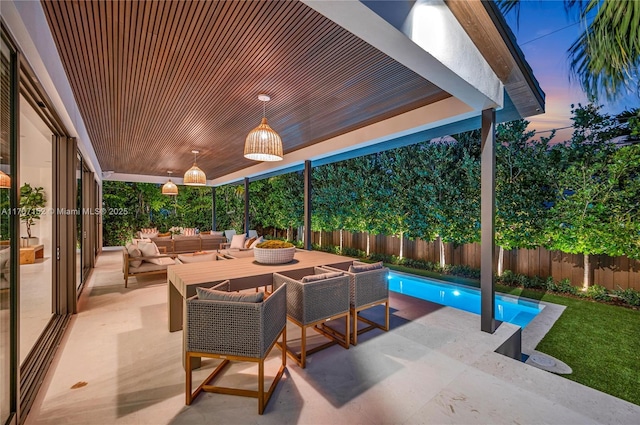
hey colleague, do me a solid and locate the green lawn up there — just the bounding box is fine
[386,264,640,406]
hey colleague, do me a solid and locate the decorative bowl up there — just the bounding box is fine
[254,246,296,264]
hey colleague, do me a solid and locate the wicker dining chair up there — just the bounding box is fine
[185,281,287,414]
[272,267,350,368]
[321,261,390,345]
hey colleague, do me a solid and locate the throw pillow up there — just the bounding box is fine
[249,236,264,249]
[178,253,216,263]
[127,244,143,268]
[139,241,162,265]
[196,286,264,303]
[245,237,257,249]
[301,273,327,283]
[139,232,158,239]
[229,234,246,249]
[348,261,384,273]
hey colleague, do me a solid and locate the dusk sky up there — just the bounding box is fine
[502,0,639,142]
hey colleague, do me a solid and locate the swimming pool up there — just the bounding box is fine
[388,272,543,328]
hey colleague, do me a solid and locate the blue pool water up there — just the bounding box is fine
[388,272,543,328]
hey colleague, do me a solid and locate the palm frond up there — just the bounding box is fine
[568,0,640,101]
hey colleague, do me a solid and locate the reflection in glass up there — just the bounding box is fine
[19,95,53,364]
[1,34,13,424]
[77,154,82,289]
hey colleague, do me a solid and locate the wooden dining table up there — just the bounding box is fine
[167,249,354,368]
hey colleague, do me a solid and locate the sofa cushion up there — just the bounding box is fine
[196,284,264,303]
[127,244,143,268]
[199,233,223,239]
[139,232,159,239]
[300,273,328,283]
[178,253,216,263]
[249,236,263,249]
[245,236,257,249]
[128,257,174,273]
[300,271,344,283]
[211,231,224,236]
[139,241,163,264]
[348,261,384,273]
[229,234,246,249]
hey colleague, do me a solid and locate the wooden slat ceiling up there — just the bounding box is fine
[41,0,450,179]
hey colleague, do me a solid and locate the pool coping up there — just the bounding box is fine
[388,270,566,355]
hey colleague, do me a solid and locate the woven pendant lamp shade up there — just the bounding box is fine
[183,151,206,186]
[183,164,206,185]
[244,94,283,162]
[244,117,283,161]
[162,179,178,196]
[0,171,10,189]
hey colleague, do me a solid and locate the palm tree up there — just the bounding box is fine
[497,0,640,101]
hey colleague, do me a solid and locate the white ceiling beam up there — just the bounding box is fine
[303,0,503,111]
[211,96,474,186]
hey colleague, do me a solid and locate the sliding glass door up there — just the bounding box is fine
[0,29,17,425]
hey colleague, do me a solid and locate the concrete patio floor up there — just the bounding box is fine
[25,249,640,424]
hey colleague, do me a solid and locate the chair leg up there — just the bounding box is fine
[185,353,192,405]
[300,326,306,369]
[282,326,287,367]
[258,360,265,414]
[352,309,358,345]
[345,312,350,349]
[385,300,390,331]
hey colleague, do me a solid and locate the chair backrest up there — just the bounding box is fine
[248,229,258,238]
[185,283,286,359]
[224,229,236,243]
[321,263,389,308]
[273,270,349,324]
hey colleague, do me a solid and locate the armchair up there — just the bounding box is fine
[273,267,350,368]
[185,281,287,414]
[321,261,390,345]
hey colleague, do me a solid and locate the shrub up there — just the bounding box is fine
[556,278,579,295]
[586,284,610,301]
[611,287,640,306]
[449,265,481,279]
[255,240,294,249]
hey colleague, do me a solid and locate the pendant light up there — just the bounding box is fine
[244,94,283,161]
[0,171,10,189]
[183,150,206,186]
[0,157,9,189]
[162,171,178,195]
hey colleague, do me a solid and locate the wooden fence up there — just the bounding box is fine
[310,230,640,291]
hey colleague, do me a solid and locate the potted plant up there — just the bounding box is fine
[19,183,46,246]
[254,240,296,264]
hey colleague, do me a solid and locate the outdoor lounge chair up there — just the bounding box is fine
[272,267,350,368]
[321,261,390,345]
[185,280,287,414]
[224,229,236,243]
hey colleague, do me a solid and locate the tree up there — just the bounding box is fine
[495,120,556,275]
[19,183,46,238]
[256,173,304,241]
[409,134,481,267]
[546,104,629,289]
[313,162,357,251]
[498,0,640,101]
[377,147,417,258]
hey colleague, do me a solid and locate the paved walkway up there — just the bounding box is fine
[25,250,640,424]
